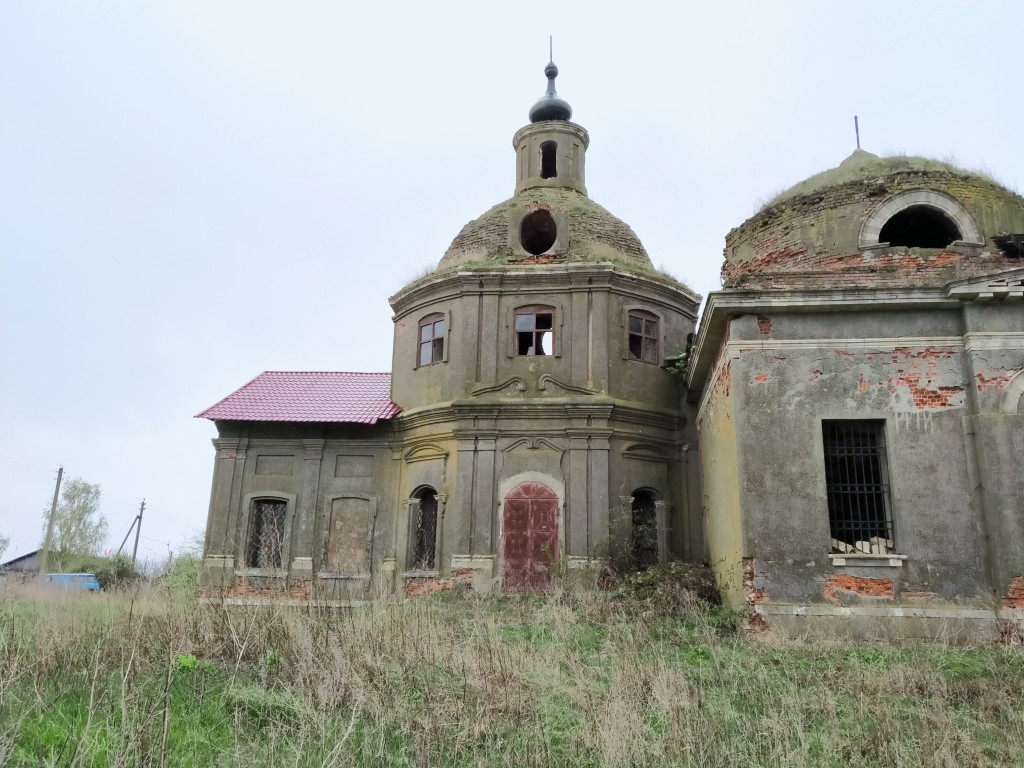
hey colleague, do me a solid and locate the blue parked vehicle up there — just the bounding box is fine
[43,573,101,592]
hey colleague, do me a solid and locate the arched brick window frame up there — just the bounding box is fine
[859,189,983,249]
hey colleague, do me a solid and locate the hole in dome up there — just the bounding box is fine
[520,210,557,255]
[878,205,962,248]
[540,141,557,179]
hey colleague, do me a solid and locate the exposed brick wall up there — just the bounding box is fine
[721,170,1024,290]
[1002,576,1024,608]
[823,574,895,603]
[865,347,964,409]
[977,371,1016,392]
[743,557,767,605]
[440,187,650,267]
[201,576,312,601]
[405,568,474,598]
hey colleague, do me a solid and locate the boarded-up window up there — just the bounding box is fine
[325,497,370,573]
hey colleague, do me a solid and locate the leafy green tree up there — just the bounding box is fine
[40,478,108,571]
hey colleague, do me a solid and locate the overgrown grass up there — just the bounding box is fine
[1,580,1023,766]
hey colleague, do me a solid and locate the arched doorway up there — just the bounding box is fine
[631,490,658,571]
[502,481,559,592]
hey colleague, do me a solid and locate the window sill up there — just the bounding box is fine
[235,568,288,577]
[829,554,906,568]
[402,570,440,579]
[317,572,371,581]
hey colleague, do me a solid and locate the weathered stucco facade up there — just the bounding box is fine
[199,62,701,603]
[688,151,1024,640]
[198,64,1024,640]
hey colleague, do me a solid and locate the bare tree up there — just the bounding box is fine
[40,478,107,570]
[0,534,8,562]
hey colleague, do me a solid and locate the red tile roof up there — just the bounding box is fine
[196,372,400,424]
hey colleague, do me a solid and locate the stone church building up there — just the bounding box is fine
[199,62,1024,639]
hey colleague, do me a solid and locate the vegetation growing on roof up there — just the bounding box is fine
[760,154,1008,211]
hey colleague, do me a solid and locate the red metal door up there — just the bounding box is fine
[502,482,559,592]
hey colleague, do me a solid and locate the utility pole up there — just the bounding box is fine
[38,466,64,576]
[131,499,145,565]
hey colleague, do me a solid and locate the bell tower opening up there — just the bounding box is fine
[540,141,557,179]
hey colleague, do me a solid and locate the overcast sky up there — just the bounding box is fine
[2,1,1022,563]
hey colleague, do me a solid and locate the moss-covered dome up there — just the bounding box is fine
[438,187,651,269]
[764,150,1005,209]
[721,150,1024,291]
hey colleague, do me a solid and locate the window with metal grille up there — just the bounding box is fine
[410,488,438,570]
[627,310,659,364]
[822,420,896,554]
[418,314,446,367]
[247,499,287,568]
[631,490,658,571]
[515,306,554,356]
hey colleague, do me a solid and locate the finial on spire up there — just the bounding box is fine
[529,43,572,123]
[854,115,861,149]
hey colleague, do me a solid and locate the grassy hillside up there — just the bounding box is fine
[1,575,1023,767]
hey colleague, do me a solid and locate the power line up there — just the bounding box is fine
[0,447,55,470]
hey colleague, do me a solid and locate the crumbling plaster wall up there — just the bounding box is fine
[697,333,745,606]
[958,302,1024,607]
[722,173,1024,291]
[202,421,399,600]
[724,310,992,609]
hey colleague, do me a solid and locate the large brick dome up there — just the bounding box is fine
[723,150,1024,290]
[438,186,651,269]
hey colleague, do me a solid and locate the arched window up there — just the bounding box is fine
[627,310,659,364]
[540,141,557,179]
[631,491,658,571]
[859,190,982,250]
[247,498,287,568]
[410,487,438,570]
[418,313,446,367]
[515,305,555,356]
[878,205,962,248]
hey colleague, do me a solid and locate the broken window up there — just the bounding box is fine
[628,310,659,364]
[878,205,962,248]
[410,488,438,570]
[631,491,659,571]
[520,209,557,255]
[515,306,554,356]
[822,420,896,554]
[418,314,446,367]
[540,141,557,179]
[247,498,287,568]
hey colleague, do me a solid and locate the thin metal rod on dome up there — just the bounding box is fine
[855,115,860,150]
[549,36,553,62]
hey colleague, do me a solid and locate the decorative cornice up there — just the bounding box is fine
[502,437,565,454]
[537,374,598,395]
[469,377,527,397]
[390,262,700,318]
